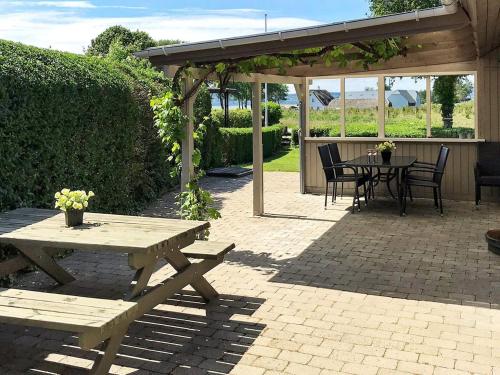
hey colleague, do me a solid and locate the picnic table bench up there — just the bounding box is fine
[0,208,235,374]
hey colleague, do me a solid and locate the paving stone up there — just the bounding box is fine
[2,172,500,374]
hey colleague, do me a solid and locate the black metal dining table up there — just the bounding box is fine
[344,155,417,216]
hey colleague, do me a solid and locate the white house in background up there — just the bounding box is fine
[309,89,336,110]
[325,89,421,110]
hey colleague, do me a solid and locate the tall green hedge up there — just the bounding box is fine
[211,102,283,128]
[200,125,284,168]
[0,40,172,214]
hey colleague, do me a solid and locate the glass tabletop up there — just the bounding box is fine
[344,155,417,168]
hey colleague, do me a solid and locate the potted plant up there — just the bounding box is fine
[54,189,95,227]
[376,140,397,163]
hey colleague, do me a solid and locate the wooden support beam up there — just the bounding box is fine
[294,78,309,194]
[163,65,303,84]
[377,76,385,138]
[426,76,432,138]
[252,81,264,215]
[181,78,195,191]
[340,78,346,138]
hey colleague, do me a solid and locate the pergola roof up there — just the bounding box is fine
[135,2,481,76]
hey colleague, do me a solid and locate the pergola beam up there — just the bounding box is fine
[252,81,264,215]
[180,79,195,190]
[163,65,303,85]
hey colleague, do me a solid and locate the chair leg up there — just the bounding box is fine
[438,187,444,216]
[363,182,368,206]
[433,188,438,208]
[408,186,413,202]
[475,183,481,207]
[324,182,329,208]
[403,183,408,214]
[341,182,344,198]
[332,182,337,204]
[355,183,361,212]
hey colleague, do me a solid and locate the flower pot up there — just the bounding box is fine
[65,209,84,227]
[381,151,392,163]
[485,230,500,255]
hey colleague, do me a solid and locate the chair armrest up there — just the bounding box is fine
[412,162,435,170]
[332,163,359,175]
[407,168,443,175]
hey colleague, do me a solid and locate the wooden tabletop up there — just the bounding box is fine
[0,208,210,254]
[345,155,417,168]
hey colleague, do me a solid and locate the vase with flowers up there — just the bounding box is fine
[54,189,95,227]
[376,141,397,163]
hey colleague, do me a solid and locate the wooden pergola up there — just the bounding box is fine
[136,0,500,213]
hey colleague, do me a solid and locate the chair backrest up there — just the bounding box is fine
[318,145,335,180]
[434,145,450,183]
[478,142,500,176]
[327,143,344,176]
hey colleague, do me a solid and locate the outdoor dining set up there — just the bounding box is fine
[318,142,451,216]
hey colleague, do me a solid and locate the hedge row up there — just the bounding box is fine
[200,125,284,168]
[211,102,283,128]
[289,124,475,144]
[0,39,172,214]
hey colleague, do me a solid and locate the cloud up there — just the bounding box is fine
[168,8,265,16]
[1,1,146,9]
[0,10,322,53]
[5,1,96,8]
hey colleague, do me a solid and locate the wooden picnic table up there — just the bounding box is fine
[0,208,234,374]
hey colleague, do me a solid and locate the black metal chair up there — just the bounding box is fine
[403,145,450,215]
[475,142,500,206]
[318,144,368,213]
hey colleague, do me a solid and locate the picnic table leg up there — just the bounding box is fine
[16,245,75,285]
[126,260,156,300]
[89,327,127,375]
[166,251,219,302]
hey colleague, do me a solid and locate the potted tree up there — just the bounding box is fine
[54,189,95,227]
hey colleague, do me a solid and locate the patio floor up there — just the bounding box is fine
[2,172,500,374]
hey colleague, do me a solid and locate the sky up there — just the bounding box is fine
[0,0,426,91]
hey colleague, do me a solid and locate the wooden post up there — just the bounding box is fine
[426,76,432,138]
[378,76,385,138]
[294,77,309,194]
[340,77,346,138]
[181,79,195,191]
[252,81,264,215]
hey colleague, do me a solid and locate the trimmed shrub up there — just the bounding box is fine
[211,101,283,128]
[211,108,253,128]
[200,125,284,167]
[264,102,282,125]
[0,39,172,214]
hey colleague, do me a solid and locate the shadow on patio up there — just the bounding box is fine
[227,198,500,309]
[2,292,265,374]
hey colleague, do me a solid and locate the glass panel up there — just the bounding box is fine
[384,76,427,138]
[345,77,378,137]
[431,75,475,138]
[308,79,341,137]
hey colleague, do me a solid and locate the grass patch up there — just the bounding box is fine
[242,147,299,172]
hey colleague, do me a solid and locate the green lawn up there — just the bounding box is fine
[242,147,299,172]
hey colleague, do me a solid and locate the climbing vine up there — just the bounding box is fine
[151,37,408,225]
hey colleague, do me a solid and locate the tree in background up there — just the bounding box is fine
[369,0,440,15]
[87,26,182,57]
[226,82,252,108]
[432,76,456,128]
[455,76,473,102]
[87,26,156,56]
[370,0,463,127]
[266,84,289,104]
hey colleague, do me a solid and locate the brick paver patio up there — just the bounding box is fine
[2,172,500,374]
